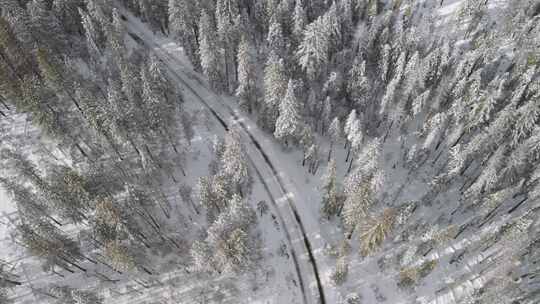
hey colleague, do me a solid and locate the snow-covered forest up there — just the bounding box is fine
[0,0,539,303]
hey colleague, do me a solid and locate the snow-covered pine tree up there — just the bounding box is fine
[358,208,395,256]
[297,15,330,80]
[198,11,224,92]
[45,166,93,224]
[0,263,21,295]
[344,109,357,144]
[0,15,34,80]
[197,174,231,224]
[49,286,103,304]
[216,0,240,92]
[328,117,342,161]
[331,256,349,285]
[18,219,85,273]
[346,121,365,173]
[204,194,257,274]
[1,150,89,224]
[168,0,201,71]
[345,117,360,163]
[300,125,315,166]
[236,36,258,113]
[262,52,288,131]
[347,57,370,109]
[342,179,372,239]
[27,0,67,53]
[108,8,126,61]
[321,159,341,219]
[52,0,84,35]
[380,51,407,117]
[321,96,333,134]
[380,44,392,82]
[274,79,302,146]
[190,239,215,273]
[36,48,85,117]
[79,7,104,59]
[292,0,307,43]
[0,178,59,225]
[339,0,354,42]
[221,130,251,196]
[104,241,136,272]
[267,17,286,59]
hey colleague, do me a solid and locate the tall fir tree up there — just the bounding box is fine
[274,79,302,146]
[198,11,224,92]
[235,36,258,113]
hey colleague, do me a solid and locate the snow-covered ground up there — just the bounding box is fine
[3,0,535,303]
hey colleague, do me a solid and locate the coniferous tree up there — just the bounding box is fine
[205,194,257,274]
[274,80,302,146]
[221,130,251,195]
[262,51,287,131]
[358,208,395,256]
[79,8,104,59]
[27,0,67,52]
[50,285,103,304]
[104,241,136,272]
[52,0,84,35]
[347,58,370,109]
[216,0,240,92]
[36,48,85,117]
[321,159,341,219]
[297,15,330,80]
[168,0,201,71]
[0,263,21,295]
[235,36,258,113]
[0,16,33,80]
[266,17,286,58]
[0,178,60,225]
[198,11,224,92]
[331,256,349,285]
[342,171,373,239]
[292,0,307,43]
[18,219,85,273]
[328,117,341,161]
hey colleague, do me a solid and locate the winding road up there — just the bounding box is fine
[118,9,328,304]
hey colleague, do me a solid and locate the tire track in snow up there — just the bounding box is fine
[121,14,326,304]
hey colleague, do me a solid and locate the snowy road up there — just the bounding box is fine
[118,8,332,304]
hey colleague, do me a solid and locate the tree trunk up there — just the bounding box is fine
[328,141,333,162]
[64,89,86,118]
[337,203,345,217]
[104,132,124,161]
[0,50,24,81]
[75,143,90,160]
[161,127,179,154]
[144,144,162,169]
[0,95,10,110]
[347,226,355,240]
[383,120,394,143]
[60,256,86,272]
[3,278,22,286]
[127,135,142,158]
